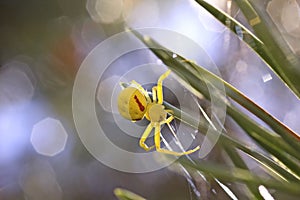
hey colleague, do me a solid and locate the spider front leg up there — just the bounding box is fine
[152,86,157,102]
[154,123,185,156]
[130,80,151,102]
[139,123,155,151]
[157,70,171,104]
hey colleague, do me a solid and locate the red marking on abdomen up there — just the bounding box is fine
[134,95,145,111]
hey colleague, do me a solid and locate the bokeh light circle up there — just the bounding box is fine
[72,28,226,173]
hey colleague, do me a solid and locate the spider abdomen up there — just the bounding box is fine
[117,87,147,121]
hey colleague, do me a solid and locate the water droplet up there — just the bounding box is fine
[156,59,163,65]
[258,185,275,200]
[190,133,196,140]
[262,73,272,83]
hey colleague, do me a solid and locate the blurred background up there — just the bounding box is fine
[0,0,299,199]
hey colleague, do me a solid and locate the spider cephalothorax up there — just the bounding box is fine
[117,70,200,156]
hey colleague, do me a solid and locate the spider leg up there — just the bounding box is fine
[152,86,157,102]
[157,70,171,104]
[130,80,151,102]
[154,123,183,156]
[139,123,155,151]
[162,115,174,124]
[154,116,200,156]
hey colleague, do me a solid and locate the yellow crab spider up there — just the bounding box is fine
[117,70,200,156]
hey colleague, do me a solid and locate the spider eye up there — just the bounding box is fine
[117,87,147,120]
